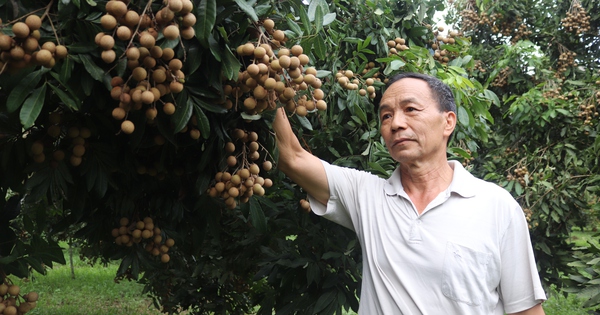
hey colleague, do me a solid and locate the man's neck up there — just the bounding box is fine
[398,159,454,214]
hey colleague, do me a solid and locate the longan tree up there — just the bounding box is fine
[1,0,599,314]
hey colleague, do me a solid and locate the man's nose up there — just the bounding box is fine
[391,112,407,131]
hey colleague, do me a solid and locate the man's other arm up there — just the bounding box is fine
[508,303,545,315]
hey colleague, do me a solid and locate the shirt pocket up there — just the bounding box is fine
[441,241,492,306]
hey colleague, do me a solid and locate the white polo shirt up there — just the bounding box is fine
[308,160,546,315]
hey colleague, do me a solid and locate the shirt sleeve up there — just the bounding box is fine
[307,160,379,231]
[499,205,547,313]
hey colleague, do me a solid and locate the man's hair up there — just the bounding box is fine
[376,72,457,115]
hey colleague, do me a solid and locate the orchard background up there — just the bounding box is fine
[0,0,599,314]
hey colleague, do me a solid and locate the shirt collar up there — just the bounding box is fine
[383,160,476,198]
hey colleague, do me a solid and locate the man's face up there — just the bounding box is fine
[378,78,456,164]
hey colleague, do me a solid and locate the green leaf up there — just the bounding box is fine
[196,0,216,47]
[313,290,336,313]
[79,54,105,81]
[286,17,303,36]
[234,0,258,22]
[193,103,211,139]
[59,56,75,83]
[20,84,47,129]
[314,5,324,35]
[457,106,470,127]
[222,44,241,81]
[172,94,194,133]
[314,34,326,60]
[49,83,79,110]
[293,1,311,35]
[7,69,45,113]
[296,115,313,131]
[249,197,267,233]
[322,13,336,26]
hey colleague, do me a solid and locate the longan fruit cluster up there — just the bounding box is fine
[522,208,538,229]
[0,15,67,74]
[555,45,577,78]
[386,36,409,55]
[223,18,327,117]
[207,129,274,209]
[459,9,480,31]
[111,217,175,263]
[507,166,528,187]
[0,279,38,315]
[98,0,196,135]
[30,111,93,167]
[335,69,379,99]
[491,66,512,88]
[473,60,486,73]
[561,0,591,35]
[430,27,461,65]
[578,101,597,126]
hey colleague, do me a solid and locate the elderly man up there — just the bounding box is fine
[273,72,546,314]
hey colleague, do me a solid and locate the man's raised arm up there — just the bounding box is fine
[273,107,329,205]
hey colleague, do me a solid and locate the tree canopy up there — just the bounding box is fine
[0,0,599,314]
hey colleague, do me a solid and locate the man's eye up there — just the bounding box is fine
[381,113,392,120]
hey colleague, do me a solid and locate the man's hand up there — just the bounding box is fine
[508,303,545,315]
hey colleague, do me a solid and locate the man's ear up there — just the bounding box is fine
[444,111,457,137]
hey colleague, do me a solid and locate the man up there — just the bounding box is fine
[273,72,546,314]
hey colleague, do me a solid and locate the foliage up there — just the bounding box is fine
[0,0,599,314]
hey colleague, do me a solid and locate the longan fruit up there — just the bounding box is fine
[313,88,325,100]
[316,99,327,111]
[181,26,195,39]
[72,144,86,157]
[4,305,17,315]
[116,26,132,40]
[132,67,147,81]
[241,42,255,56]
[273,29,285,41]
[296,105,308,117]
[161,47,175,61]
[25,15,42,30]
[181,13,197,27]
[22,36,38,53]
[163,25,180,40]
[254,46,267,59]
[168,58,183,71]
[152,69,167,83]
[262,160,273,171]
[168,0,183,12]
[165,238,175,247]
[101,49,116,63]
[12,22,30,38]
[121,120,135,134]
[112,107,127,120]
[31,141,44,155]
[249,163,260,175]
[7,284,20,296]
[99,34,115,50]
[0,34,13,51]
[139,33,155,49]
[163,102,176,115]
[278,55,291,68]
[36,49,53,66]
[141,90,155,104]
[101,14,117,30]
[145,107,158,120]
[189,128,201,139]
[55,45,68,59]
[169,81,184,93]
[161,253,170,263]
[43,41,58,52]
[247,63,260,76]
[263,18,275,31]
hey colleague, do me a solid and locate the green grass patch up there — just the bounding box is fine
[12,245,162,315]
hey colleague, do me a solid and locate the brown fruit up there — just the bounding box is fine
[161,253,170,263]
[121,120,135,134]
[189,128,201,139]
[36,49,53,66]
[181,26,195,39]
[116,26,132,40]
[7,284,20,296]
[168,58,183,71]
[99,34,115,50]
[0,34,13,50]
[108,0,127,17]
[139,33,156,49]
[163,102,176,115]
[278,55,291,68]
[226,155,237,167]
[112,107,126,120]
[168,0,184,12]
[263,18,275,31]
[181,13,197,27]
[181,0,193,14]
[12,22,30,38]
[163,25,180,40]
[31,141,44,155]
[101,14,118,30]
[101,49,116,63]
[122,10,140,28]
[53,150,65,161]
[4,305,17,315]
[162,47,175,61]
[262,160,272,171]
[273,29,285,41]
[145,107,158,120]
[140,90,155,104]
[169,81,184,93]
[132,67,147,81]
[55,45,68,59]
[242,42,255,56]
[25,15,42,30]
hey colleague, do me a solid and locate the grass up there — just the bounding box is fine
[12,244,163,315]
[5,238,600,315]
